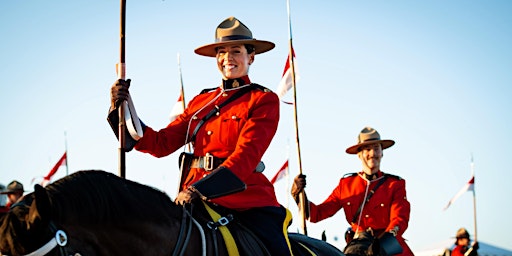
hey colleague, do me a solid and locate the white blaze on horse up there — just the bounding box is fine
[0,170,343,256]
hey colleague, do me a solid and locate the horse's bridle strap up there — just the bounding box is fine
[23,230,67,256]
[23,237,57,256]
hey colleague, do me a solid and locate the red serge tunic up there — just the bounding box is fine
[451,245,471,256]
[308,171,414,255]
[135,76,280,210]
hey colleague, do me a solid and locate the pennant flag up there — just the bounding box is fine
[169,93,185,122]
[275,48,300,103]
[271,160,289,184]
[443,176,475,210]
[42,152,67,186]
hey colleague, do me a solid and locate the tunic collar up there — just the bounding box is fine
[360,171,383,181]
[221,75,251,90]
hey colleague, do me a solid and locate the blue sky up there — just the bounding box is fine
[1,0,511,252]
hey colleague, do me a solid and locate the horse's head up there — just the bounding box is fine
[1,170,184,256]
[0,185,64,256]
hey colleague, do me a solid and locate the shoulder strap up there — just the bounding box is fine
[190,84,257,143]
[351,176,388,224]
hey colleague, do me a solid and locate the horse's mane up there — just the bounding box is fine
[43,170,179,224]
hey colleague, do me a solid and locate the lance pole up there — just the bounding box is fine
[177,53,191,153]
[177,53,187,113]
[286,0,307,235]
[117,0,127,178]
[64,131,69,176]
[471,154,478,242]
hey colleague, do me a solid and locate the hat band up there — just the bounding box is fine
[215,35,253,43]
[359,138,381,143]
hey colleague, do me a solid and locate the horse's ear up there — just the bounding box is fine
[34,184,51,219]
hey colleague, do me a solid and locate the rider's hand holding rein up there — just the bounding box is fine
[175,188,198,205]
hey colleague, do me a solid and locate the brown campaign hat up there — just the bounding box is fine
[0,180,24,194]
[455,228,470,239]
[194,16,275,57]
[345,127,395,154]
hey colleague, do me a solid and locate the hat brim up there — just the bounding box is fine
[345,140,395,154]
[0,189,23,194]
[194,39,275,57]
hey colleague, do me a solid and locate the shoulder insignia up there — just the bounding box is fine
[200,87,218,94]
[384,173,403,180]
[342,172,358,178]
[250,83,271,92]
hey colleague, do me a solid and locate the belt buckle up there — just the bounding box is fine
[204,153,214,171]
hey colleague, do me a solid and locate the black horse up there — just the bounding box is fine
[0,170,343,256]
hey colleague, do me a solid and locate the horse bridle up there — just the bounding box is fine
[15,222,76,256]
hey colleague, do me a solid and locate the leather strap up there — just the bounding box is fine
[190,153,226,171]
[351,176,387,224]
[202,201,240,256]
[190,84,257,143]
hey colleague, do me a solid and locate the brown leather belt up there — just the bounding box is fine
[189,153,266,173]
[190,153,225,171]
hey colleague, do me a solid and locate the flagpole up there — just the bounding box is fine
[64,131,69,176]
[471,154,478,242]
[286,0,307,236]
[117,0,127,178]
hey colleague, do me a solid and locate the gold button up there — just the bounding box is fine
[192,116,198,120]
[347,202,351,206]
[365,214,369,218]
[207,131,212,135]
[231,115,237,119]
[222,93,228,97]
[381,203,385,207]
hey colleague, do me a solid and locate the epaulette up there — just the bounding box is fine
[200,87,218,94]
[383,173,403,180]
[250,83,272,92]
[342,172,358,178]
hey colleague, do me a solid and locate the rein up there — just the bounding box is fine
[172,205,206,256]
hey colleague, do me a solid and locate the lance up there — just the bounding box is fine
[176,53,192,196]
[64,131,69,176]
[471,154,478,242]
[286,0,307,235]
[177,54,191,152]
[177,53,187,115]
[117,0,127,178]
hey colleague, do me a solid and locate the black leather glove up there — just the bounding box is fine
[291,174,306,202]
[377,231,403,256]
[472,241,479,250]
[110,79,131,110]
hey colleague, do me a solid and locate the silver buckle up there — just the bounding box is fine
[217,216,230,226]
[203,153,214,171]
